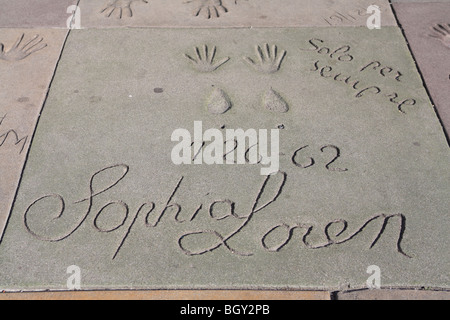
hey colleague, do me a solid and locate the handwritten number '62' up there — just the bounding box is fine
[292,145,348,172]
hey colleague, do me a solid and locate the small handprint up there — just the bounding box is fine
[101,0,148,18]
[243,44,287,74]
[185,0,228,19]
[185,45,230,72]
[429,23,450,49]
[0,34,47,62]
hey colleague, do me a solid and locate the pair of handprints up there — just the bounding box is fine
[101,0,246,19]
[184,43,286,74]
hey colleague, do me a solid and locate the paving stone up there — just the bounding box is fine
[0,27,448,291]
[0,0,79,28]
[0,29,68,240]
[336,289,450,300]
[393,2,450,137]
[0,290,331,300]
[77,0,397,28]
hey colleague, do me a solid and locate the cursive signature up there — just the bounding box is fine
[23,164,412,260]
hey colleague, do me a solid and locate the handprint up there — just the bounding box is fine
[185,45,230,72]
[185,0,229,19]
[243,44,287,74]
[0,34,47,62]
[101,0,148,19]
[429,23,450,49]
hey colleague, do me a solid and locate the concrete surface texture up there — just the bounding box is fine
[0,290,331,300]
[0,0,78,28]
[335,289,450,300]
[0,27,449,292]
[0,0,448,300]
[77,0,397,28]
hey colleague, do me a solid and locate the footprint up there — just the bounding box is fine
[206,87,232,114]
[262,88,289,113]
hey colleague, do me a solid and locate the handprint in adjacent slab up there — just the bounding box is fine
[185,45,230,72]
[185,0,229,19]
[101,0,148,18]
[0,34,47,62]
[243,44,287,74]
[429,23,450,49]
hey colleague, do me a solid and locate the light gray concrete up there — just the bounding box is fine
[0,27,448,291]
[336,289,450,300]
[0,0,78,28]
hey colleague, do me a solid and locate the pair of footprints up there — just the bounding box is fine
[206,86,289,115]
[101,0,246,19]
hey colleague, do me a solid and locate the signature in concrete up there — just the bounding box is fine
[23,163,411,260]
[323,6,371,26]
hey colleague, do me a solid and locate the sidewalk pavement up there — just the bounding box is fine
[0,0,448,300]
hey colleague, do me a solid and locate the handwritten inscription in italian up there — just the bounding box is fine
[302,39,417,113]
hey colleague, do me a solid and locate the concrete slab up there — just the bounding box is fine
[391,1,450,3]
[0,290,331,300]
[336,289,450,300]
[0,27,448,291]
[393,2,450,138]
[0,0,79,28]
[0,29,68,241]
[77,0,397,28]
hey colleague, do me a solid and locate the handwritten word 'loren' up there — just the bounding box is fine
[23,164,412,260]
[261,214,410,258]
